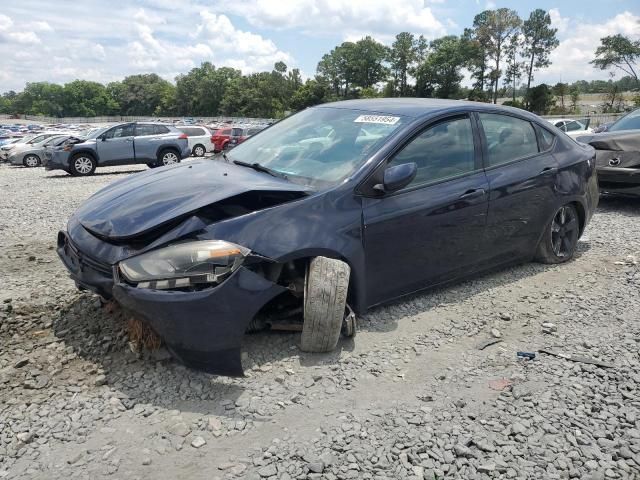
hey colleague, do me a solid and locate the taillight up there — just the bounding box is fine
[178,133,188,140]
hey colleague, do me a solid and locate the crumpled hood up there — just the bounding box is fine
[75,159,311,241]
[576,130,640,151]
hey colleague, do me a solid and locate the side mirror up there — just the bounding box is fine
[374,162,417,194]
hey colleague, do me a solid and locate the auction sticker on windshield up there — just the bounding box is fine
[354,115,400,125]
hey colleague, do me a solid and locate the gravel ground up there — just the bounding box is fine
[0,162,639,480]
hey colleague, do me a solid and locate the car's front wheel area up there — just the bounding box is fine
[535,203,581,264]
[69,153,97,176]
[300,256,352,353]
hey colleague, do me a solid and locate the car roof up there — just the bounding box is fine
[316,98,543,121]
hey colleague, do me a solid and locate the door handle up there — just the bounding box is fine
[540,167,558,175]
[459,188,486,199]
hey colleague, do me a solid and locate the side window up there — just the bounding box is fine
[535,126,556,151]
[135,124,156,137]
[479,113,538,167]
[231,128,243,136]
[154,125,170,135]
[388,116,476,188]
[565,121,581,132]
[105,125,133,139]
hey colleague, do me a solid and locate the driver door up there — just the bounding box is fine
[362,115,489,306]
[97,124,135,165]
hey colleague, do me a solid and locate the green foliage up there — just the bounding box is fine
[175,62,241,116]
[112,74,175,116]
[591,34,640,82]
[525,83,554,114]
[522,9,559,100]
[552,82,569,111]
[387,32,426,96]
[471,8,522,104]
[415,36,468,99]
[316,37,388,98]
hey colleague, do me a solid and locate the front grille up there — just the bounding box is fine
[61,233,113,277]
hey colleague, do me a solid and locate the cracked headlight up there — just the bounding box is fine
[119,240,250,289]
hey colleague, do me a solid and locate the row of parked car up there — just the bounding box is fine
[0,121,268,175]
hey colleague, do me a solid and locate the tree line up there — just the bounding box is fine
[1,7,638,119]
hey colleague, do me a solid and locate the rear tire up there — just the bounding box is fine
[69,154,96,176]
[535,204,580,264]
[300,257,350,353]
[192,144,206,157]
[23,154,40,167]
[157,149,180,167]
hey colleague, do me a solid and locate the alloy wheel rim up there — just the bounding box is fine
[195,146,204,156]
[551,206,578,257]
[25,156,38,167]
[75,157,93,174]
[163,152,178,164]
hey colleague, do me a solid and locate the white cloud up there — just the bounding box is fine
[195,11,292,72]
[548,8,569,35]
[537,10,640,84]
[210,0,447,40]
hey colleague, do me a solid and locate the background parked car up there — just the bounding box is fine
[8,134,70,167]
[548,118,593,137]
[576,108,640,196]
[211,127,233,152]
[227,126,267,149]
[176,125,214,156]
[46,122,191,176]
[1,132,65,161]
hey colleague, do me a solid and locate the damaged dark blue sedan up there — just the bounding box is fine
[58,99,599,376]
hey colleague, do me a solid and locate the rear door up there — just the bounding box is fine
[477,112,559,263]
[362,114,490,306]
[97,124,134,165]
[133,124,162,162]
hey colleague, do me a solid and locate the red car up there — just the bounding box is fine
[227,127,265,149]
[211,128,232,152]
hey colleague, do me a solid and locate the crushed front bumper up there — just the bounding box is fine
[57,230,286,376]
[597,166,640,196]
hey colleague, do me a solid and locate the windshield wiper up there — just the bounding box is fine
[232,160,288,180]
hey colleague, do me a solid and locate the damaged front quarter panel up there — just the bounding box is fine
[112,265,287,376]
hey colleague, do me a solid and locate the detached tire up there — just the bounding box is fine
[69,153,96,176]
[301,256,350,353]
[535,203,580,264]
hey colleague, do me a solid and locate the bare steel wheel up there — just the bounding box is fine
[535,204,580,264]
[23,154,40,167]
[70,154,96,176]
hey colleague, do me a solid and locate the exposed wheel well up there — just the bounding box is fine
[570,201,586,235]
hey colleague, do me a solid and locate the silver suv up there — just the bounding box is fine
[44,122,191,176]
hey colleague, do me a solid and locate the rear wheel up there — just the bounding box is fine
[157,149,180,167]
[535,204,580,264]
[300,257,350,353]
[192,144,206,157]
[23,154,40,167]
[70,154,96,176]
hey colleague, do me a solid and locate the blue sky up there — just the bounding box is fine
[0,0,638,92]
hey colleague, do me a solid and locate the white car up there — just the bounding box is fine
[548,118,593,137]
[176,126,215,157]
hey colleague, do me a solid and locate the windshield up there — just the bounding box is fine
[609,108,640,132]
[84,126,111,139]
[226,107,408,187]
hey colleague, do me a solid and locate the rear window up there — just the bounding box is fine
[231,128,244,136]
[536,126,556,151]
[135,124,156,136]
[154,125,170,135]
[220,129,232,135]
[178,127,205,136]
